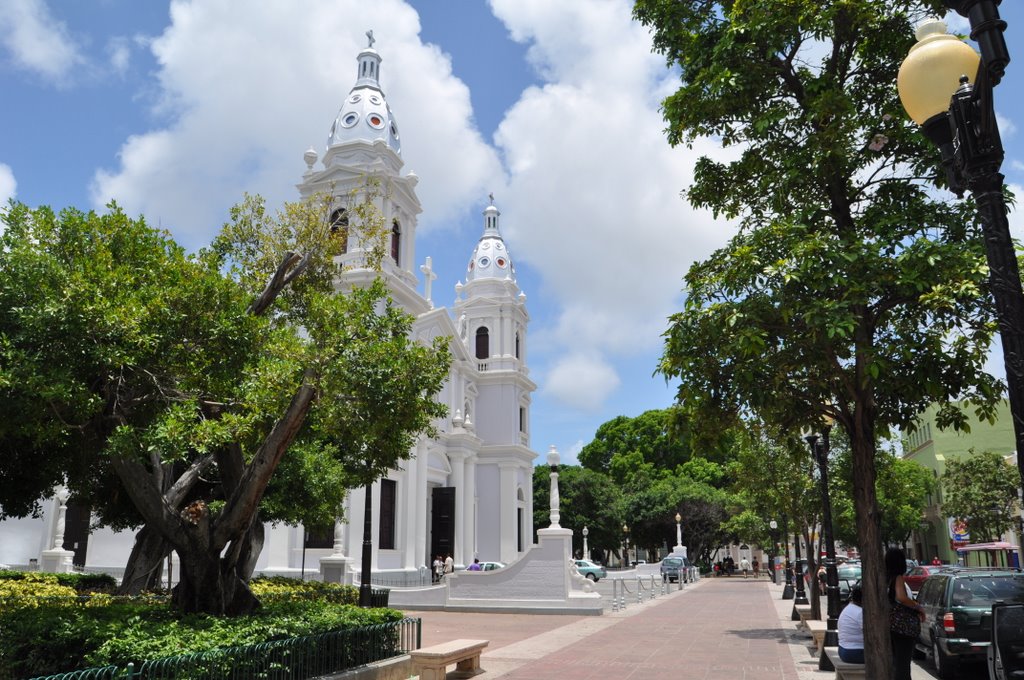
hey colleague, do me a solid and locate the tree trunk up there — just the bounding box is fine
[172,540,260,616]
[235,520,265,583]
[850,410,891,680]
[118,525,171,595]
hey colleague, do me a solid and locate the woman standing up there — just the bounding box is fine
[885,547,924,680]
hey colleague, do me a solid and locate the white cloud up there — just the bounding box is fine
[107,37,132,77]
[0,163,16,206]
[545,354,621,412]
[997,112,1017,139]
[90,0,736,414]
[0,0,84,85]
[91,0,503,250]
[489,0,735,410]
[560,439,585,467]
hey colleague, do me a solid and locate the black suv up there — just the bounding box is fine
[914,569,1024,678]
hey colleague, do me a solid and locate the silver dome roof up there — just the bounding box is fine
[327,33,401,155]
[466,198,516,284]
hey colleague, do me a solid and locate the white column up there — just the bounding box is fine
[415,440,429,569]
[499,463,517,563]
[464,454,477,564]
[401,454,417,570]
[450,451,466,569]
[524,463,534,552]
[348,488,364,568]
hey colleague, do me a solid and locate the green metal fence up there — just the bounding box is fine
[29,617,421,680]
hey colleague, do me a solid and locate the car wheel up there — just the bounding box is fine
[586,573,597,581]
[931,638,958,680]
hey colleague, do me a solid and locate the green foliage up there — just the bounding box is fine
[532,465,624,560]
[250,576,359,604]
[577,409,700,485]
[832,445,935,548]
[941,450,1021,542]
[0,578,400,678]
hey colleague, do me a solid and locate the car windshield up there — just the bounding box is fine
[952,577,1024,607]
[663,559,682,567]
[837,565,861,578]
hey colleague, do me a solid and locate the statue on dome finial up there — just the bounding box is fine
[366,30,375,48]
[488,192,495,205]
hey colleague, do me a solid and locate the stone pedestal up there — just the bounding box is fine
[320,554,353,585]
[40,548,74,573]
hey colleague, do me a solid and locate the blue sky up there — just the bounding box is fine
[1,1,1023,466]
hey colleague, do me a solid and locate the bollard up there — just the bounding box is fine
[650,575,656,600]
[636,576,642,604]
[611,579,619,612]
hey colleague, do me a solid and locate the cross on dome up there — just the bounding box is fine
[366,29,375,48]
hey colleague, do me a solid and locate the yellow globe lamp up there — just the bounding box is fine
[897,17,980,125]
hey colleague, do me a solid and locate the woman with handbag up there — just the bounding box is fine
[885,547,925,680]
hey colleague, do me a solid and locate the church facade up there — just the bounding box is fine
[0,38,538,580]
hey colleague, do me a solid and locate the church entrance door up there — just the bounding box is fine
[430,487,455,562]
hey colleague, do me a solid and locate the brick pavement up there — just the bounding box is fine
[401,576,812,679]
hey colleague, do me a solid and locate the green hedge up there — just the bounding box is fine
[0,570,117,593]
[0,575,401,679]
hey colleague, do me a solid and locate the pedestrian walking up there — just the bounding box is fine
[443,553,454,580]
[739,556,751,578]
[752,558,760,578]
[432,555,443,583]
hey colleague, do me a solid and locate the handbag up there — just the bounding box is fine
[890,602,921,638]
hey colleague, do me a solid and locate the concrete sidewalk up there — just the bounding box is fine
[401,576,810,679]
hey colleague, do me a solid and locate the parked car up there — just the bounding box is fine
[478,561,505,571]
[660,556,690,582]
[574,559,607,581]
[914,569,1024,679]
[815,562,862,606]
[905,564,960,594]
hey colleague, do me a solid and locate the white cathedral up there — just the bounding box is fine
[0,38,539,581]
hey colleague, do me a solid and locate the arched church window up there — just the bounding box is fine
[391,220,401,265]
[330,209,349,254]
[515,331,520,359]
[475,327,489,360]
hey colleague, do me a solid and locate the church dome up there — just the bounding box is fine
[466,197,517,284]
[327,32,401,155]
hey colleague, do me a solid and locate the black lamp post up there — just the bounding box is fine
[791,524,808,621]
[359,482,373,607]
[807,423,839,671]
[769,519,779,585]
[782,513,794,599]
[899,3,1024,511]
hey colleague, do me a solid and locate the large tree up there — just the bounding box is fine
[941,450,1020,544]
[0,197,450,614]
[532,464,624,562]
[635,2,1003,675]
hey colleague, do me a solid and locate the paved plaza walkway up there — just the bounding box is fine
[401,575,944,679]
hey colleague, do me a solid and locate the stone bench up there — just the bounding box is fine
[793,604,813,629]
[823,647,866,680]
[410,638,489,680]
[806,619,828,651]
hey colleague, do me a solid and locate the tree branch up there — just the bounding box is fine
[247,251,303,316]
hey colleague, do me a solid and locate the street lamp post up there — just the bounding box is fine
[582,525,589,561]
[674,512,683,554]
[782,514,794,599]
[359,482,373,607]
[792,525,808,620]
[807,423,839,671]
[899,4,1024,509]
[623,524,630,569]
[769,519,779,585]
